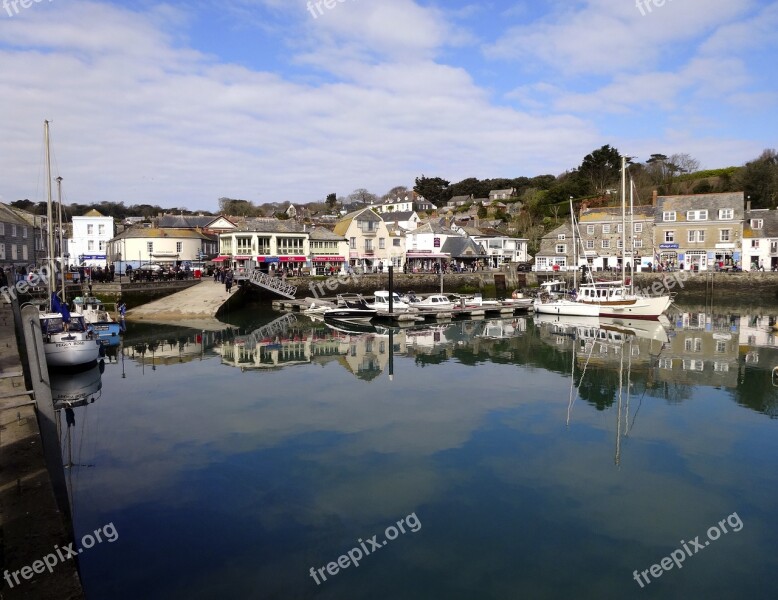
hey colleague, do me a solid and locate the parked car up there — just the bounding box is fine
[516,261,533,272]
[132,263,168,281]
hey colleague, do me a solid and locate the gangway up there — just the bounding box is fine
[247,270,297,299]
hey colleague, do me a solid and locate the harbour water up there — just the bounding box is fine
[61,304,778,599]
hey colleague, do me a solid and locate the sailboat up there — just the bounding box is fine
[39,120,102,368]
[535,158,672,319]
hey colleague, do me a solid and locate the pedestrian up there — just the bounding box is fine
[0,267,7,289]
[225,269,233,293]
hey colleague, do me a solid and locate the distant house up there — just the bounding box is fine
[445,195,473,209]
[69,209,115,268]
[309,227,349,274]
[0,203,37,269]
[334,208,403,272]
[489,188,516,201]
[382,211,420,231]
[286,204,298,218]
[535,223,575,271]
[742,207,778,271]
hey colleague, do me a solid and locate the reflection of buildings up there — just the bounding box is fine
[658,310,740,388]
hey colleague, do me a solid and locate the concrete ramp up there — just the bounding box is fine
[126,280,235,329]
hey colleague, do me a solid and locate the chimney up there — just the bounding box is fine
[652,190,658,206]
[747,200,752,211]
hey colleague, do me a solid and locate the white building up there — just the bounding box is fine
[453,225,528,267]
[334,208,403,272]
[107,228,216,268]
[218,219,310,275]
[69,209,115,268]
[742,208,778,271]
[381,211,420,232]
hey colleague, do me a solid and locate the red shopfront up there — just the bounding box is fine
[312,256,345,275]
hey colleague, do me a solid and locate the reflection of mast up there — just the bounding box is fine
[62,407,94,522]
[615,341,624,467]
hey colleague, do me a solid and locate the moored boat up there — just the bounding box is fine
[72,296,124,338]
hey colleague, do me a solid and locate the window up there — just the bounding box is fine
[236,237,252,252]
[87,224,94,235]
[751,240,760,249]
[359,220,378,233]
[714,361,730,372]
[556,244,566,254]
[257,237,271,254]
[350,237,356,249]
[585,240,594,250]
[683,359,704,371]
[393,238,400,247]
[687,210,708,221]
[558,234,566,240]
[536,257,548,270]
[688,230,705,242]
[586,225,594,235]
[602,224,611,234]
[616,224,623,233]
[147,241,153,253]
[0,243,4,260]
[22,246,28,260]
[634,222,643,233]
[716,341,728,353]
[719,208,733,220]
[663,211,676,222]
[659,358,673,369]
[88,240,95,251]
[751,219,764,229]
[379,238,385,249]
[665,231,675,242]
[11,225,16,236]
[364,239,373,251]
[176,242,183,253]
[602,240,610,249]
[0,223,4,235]
[617,240,623,249]
[278,237,304,254]
[685,338,703,352]
[633,240,643,248]
[720,229,731,242]
[11,244,17,260]
[22,226,28,238]
[98,241,105,251]
[98,224,105,235]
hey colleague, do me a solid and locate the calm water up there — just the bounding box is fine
[58,303,778,599]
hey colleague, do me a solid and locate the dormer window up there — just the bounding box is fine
[751,219,764,229]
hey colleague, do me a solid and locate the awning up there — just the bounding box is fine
[407,252,450,258]
[234,255,252,260]
[313,256,345,261]
[212,256,230,262]
[279,256,306,262]
[257,257,280,263]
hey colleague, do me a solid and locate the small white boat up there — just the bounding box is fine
[323,294,377,323]
[453,293,501,308]
[370,291,412,313]
[408,294,455,309]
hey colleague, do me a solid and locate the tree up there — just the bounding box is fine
[477,204,487,219]
[347,188,378,206]
[645,154,678,189]
[669,153,700,176]
[736,149,778,208]
[578,144,621,196]
[326,193,337,210]
[218,197,256,216]
[382,186,409,201]
[414,175,450,207]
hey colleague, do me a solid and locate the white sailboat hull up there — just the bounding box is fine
[533,299,601,317]
[597,295,672,319]
[44,336,102,367]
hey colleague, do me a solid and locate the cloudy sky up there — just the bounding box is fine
[1,0,776,212]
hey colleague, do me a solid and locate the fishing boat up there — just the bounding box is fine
[72,296,124,339]
[39,121,102,369]
[407,294,455,309]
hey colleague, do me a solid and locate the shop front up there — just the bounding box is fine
[312,256,345,275]
[713,244,738,270]
[279,255,307,275]
[256,256,280,274]
[232,255,253,277]
[406,251,450,273]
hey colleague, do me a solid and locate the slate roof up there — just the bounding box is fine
[235,219,307,234]
[309,227,346,241]
[743,209,778,239]
[441,236,487,257]
[654,192,745,221]
[158,214,217,228]
[580,205,656,221]
[111,228,213,241]
[333,208,382,236]
[0,203,30,227]
[381,211,416,222]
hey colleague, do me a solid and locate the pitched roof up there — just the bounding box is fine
[381,211,416,222]
[655,192,745,216]
[308,226,346,241]
[489,188,515,195]
[111,228,213,241]
[333,208,381,236]
[158,214,217,228]
[449,195,473,203]
[441,236,487,257]
[743,209,778,238]
[0,203,30,226]
[82,209,105,217]
[580,205,656,221]
[235,218,307,233]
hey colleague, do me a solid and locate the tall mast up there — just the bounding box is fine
[621,156,626,287]
[629,175,635,295]
[570,196,576,289]
[56,176,66,302]
[44,120,55,311]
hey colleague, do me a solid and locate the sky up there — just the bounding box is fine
[0,0,776,212]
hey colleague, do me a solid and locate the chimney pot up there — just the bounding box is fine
[652,190,658,206]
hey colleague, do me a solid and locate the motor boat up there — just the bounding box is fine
[369,291,412,313]
[407,294,454,310]
[40,310,103,368]
[323,294,377,323]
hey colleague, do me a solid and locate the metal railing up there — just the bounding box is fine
[247,270,297,299]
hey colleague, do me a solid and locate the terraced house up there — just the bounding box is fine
[0,203,35,271]
[654,192,745,271]
[578,205,656,272]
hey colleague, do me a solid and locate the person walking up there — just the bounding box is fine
[225,269,234,293]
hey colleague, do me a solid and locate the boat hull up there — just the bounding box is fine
[44,337,102,368]
[598,295,672,319]
[533,299,601,317]
[91,322,123,338]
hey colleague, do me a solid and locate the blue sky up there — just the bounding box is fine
[0,0,776,211]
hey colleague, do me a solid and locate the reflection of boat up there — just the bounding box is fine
[49,362,103,409]
[534,313,670,344]
[72,296,123,338]
[325,319,378,335]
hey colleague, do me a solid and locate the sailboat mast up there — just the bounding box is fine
[44,120,55,311]
[56,176,66,302]
[621,156,626,287]
[570,196,576,289]
[629,175,635,295]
